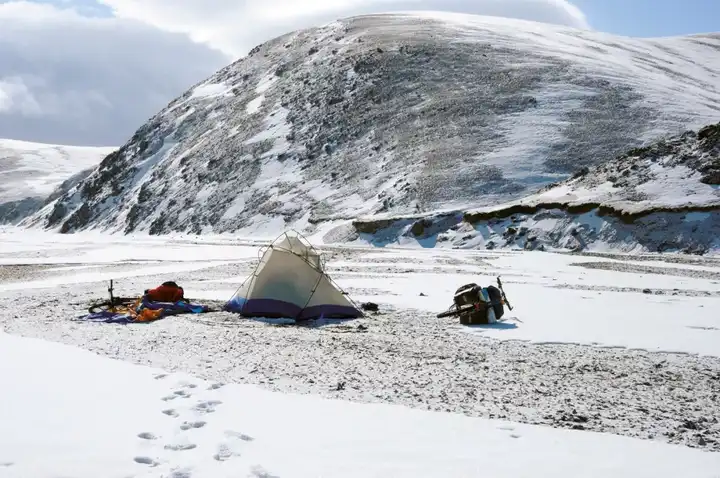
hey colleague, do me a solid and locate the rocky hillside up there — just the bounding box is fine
[23,12,720,236]
[340,122,720,254]
[0,139,115,224]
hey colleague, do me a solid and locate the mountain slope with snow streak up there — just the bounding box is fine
[0,139,115,224]
[340,122,720,253]
[26,12,720,237]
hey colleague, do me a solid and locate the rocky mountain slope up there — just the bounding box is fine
[341,122,720,253]
[23,12,720,237]
[0,139,115,224]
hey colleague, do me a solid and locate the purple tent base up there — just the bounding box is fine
[224,297,362,320]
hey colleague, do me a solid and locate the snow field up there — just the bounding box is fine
[0,229,719,457]
[2,331,720,478]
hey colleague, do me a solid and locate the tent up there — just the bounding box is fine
[224,231,363,320]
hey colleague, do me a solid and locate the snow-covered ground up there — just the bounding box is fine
[0,138,115,203]
[4,330,720,478]
[1,227,720,461]
[1,227,718,357]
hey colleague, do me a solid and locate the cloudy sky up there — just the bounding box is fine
[0,0,716,146]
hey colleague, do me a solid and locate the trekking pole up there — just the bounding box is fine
[496,276,513,311]
[108,279,115,307]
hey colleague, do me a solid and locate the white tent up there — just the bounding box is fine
[225,231,363,320]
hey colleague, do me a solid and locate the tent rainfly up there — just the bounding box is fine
[224,231,363,320]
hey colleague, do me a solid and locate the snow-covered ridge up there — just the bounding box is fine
[24,12,720,237]
[466,121,720,217]
[0,139,115,224]
[340,122,720,254]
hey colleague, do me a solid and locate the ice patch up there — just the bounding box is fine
[246,95,264,114]
[221,193,249,220]
[244,106,291,159]
[174,107,196,127]
[255,73,277,94]
[190,82,231,99]
[194,182,217,205]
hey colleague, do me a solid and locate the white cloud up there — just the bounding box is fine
[100,0,590,57]
[0,76,43,116]
[0,1,228,146]
[0,0,589,146]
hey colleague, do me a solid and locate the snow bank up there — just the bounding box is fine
[2,331,719,478]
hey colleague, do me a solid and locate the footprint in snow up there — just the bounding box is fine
[213,443,239,462]
[497,425,515,431]
[180,421,207,431]
[0,462,13,467]
[154,374,168,380]
[176,381,198,389]
[207,382,224,390]
[138,432,158,440]
[510,434,522,439]
[164,443,198,451]
[225,430,254,441]
[169,468,193,478]
[249,465,280,478]
[162,409,179,418]
[194,400,222,414]
[163,390,192,401]
[134,456,159,466]
[213,430,254,462]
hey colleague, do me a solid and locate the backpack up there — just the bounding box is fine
[145,281,185,303]
[452,283,504,325]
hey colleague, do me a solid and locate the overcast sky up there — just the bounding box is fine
[0,0,714,147]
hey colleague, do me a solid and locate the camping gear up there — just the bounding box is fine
[496,276,513,311]
[82,296,209,323]
[81,280,209,323]
[361,302,379,312]
[88,279,137,313]
[224,231,363,321]
[436,277,511,325]
[145,281,185,303]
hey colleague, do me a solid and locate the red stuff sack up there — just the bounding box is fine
[145,281,185,303]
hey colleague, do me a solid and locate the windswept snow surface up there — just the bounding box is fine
[30,13,720,236]
[0,139,114,203]
[0,227,718,356]
[1,228,720,454]
[2,331,720,478]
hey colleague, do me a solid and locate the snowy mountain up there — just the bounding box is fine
[0,139,115,224]
[343,122,720,253]
[23,12,720,237]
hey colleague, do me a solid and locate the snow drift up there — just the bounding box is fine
[25,12,720,239]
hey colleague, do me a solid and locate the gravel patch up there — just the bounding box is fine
[550,283,719,298]
[566,251,720,267]
[571,261,720,281]
[1,262,719,453]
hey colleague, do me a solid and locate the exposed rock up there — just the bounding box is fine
[22,14,720,236]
